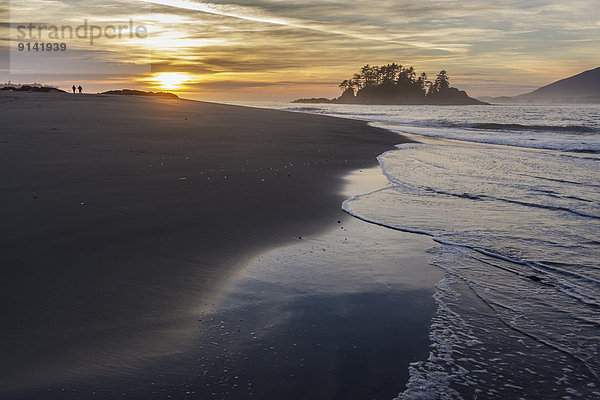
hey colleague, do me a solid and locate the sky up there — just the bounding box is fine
[2,0,599,100]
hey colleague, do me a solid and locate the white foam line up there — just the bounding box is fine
[369,122,600,154]
[342,197,600,308]
[434,258,600,385]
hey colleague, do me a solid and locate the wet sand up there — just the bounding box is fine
[0,92,439,398]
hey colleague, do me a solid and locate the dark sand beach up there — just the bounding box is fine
[1,92,440,399]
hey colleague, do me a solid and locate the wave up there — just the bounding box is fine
[379,119,599,136]
[345,146,600,306]
[284,107,386,117]
[279,104,600,153]
[466,123,598,135]
[342,195,600,309]
[425,188,600,220]
[374,122,600,153]
[284,106,326,112]
[375,150,600,219]
[567,148,600,154]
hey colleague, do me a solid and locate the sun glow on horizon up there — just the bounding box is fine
[150,72,191,90]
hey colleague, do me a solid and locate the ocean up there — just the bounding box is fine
[233,102,600,398]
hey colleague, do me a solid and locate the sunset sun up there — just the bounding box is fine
[151,72,190,90]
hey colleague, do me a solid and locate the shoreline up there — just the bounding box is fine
[5,162,443,399]
[0,92,437,397]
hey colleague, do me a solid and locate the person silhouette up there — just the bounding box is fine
[78,85,82,93]
[72,85,76,94]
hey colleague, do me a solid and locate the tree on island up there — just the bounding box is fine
[417,72,430,93]
[341,64,450,97]
[429,70,449,94]
[293,63,486,105]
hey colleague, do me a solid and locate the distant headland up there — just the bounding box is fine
[293,63,486,105]
[479,67,600,104]
[1,84,66,93]
[1,85,179,98]
[100,89,179,98]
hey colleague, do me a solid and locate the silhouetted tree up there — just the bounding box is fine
[406,66,416,83]
[351,73,362,89]
[421,73,434,95]
[430,70,450,94]
[416,72,428,90]
[379,63,401,84]
[339,79,352,91]
[338,63,457,102]
[359,65,380,87]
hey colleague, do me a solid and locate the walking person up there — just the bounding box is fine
[72,85,76,94]
[78,85,83,94]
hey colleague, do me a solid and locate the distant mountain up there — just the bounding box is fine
[484,67,600,104]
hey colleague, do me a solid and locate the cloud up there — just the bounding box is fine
[138,0,477,52]
[2,0,599,98]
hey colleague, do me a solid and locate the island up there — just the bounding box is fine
[293,63,486,105]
